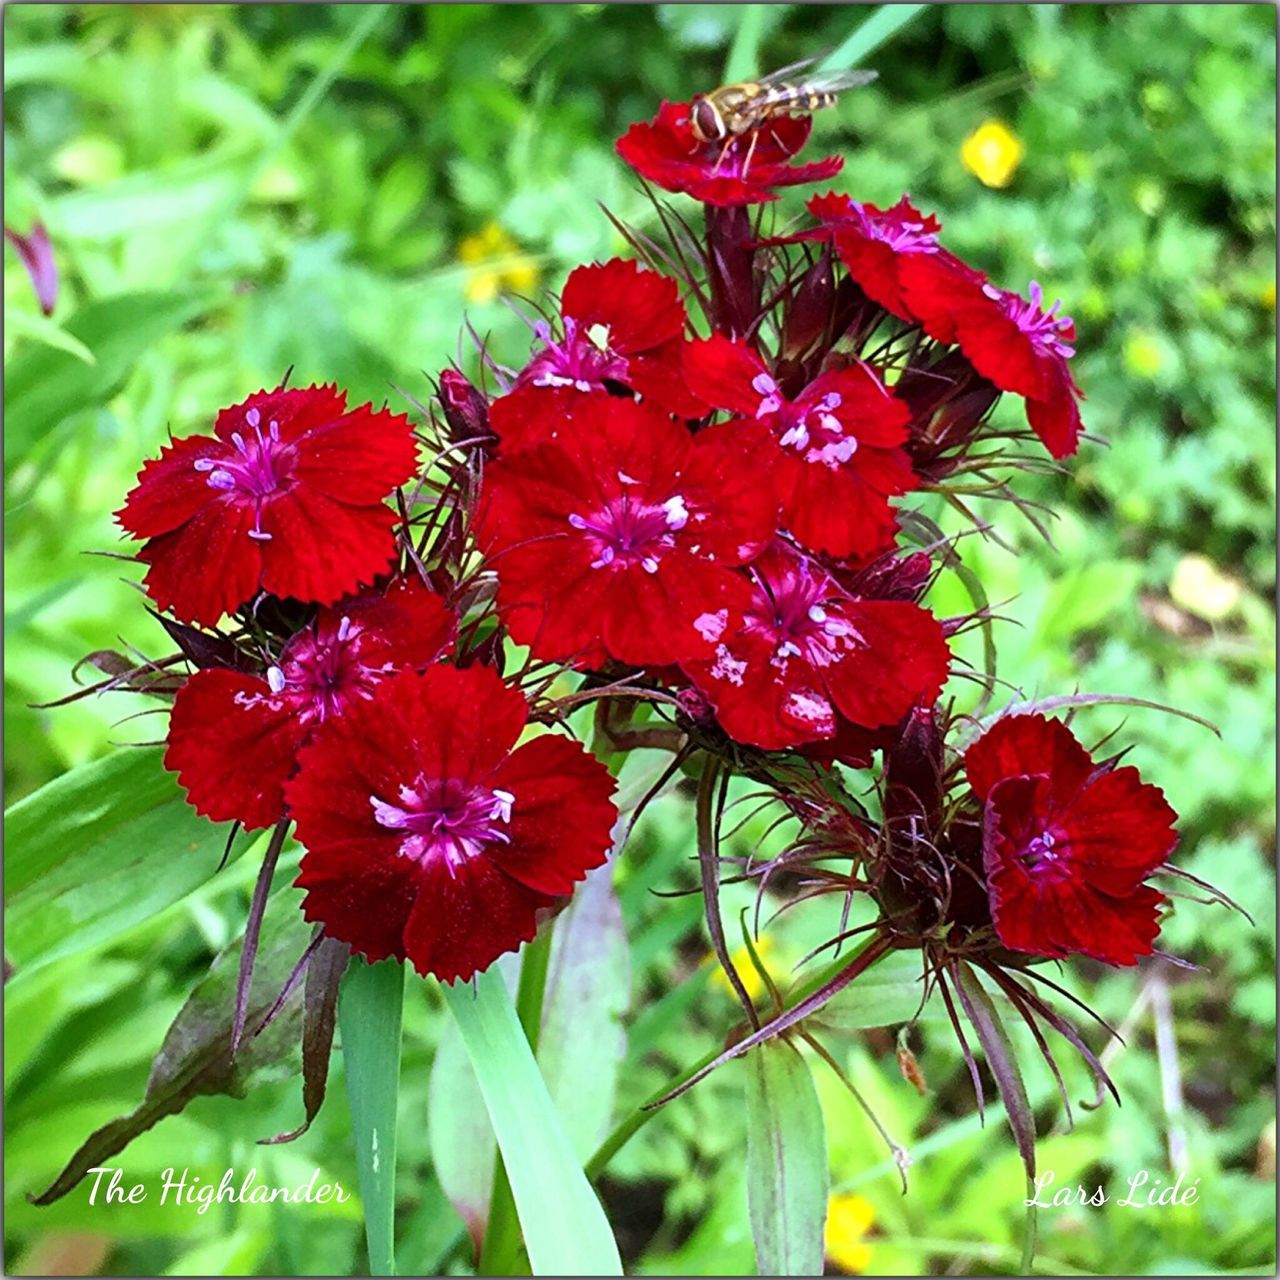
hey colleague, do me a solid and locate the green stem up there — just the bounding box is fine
[478,929,554,1276]
[586,935,892,1181]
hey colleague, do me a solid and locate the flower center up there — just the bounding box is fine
[193,407,297,541]
[255,616,391,724]
[752,375,857,470]
[523,316,630,392]
[746,559,863,671]
[372,776,515,872]
[1019,827,1071,882]
[987,281,1076,360]
[569,491,688,573]
[860,204,940,253]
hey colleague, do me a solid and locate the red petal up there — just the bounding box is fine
[833,230,910,319]
[164,669,308,830]
[680,420,780,563]
[953,308,1048,400]
[490,386,596,454]
[983,776,1166,966]
[1060,767,1177,893]
[330,577,456,670]
[782,454,904,561]
[258,488,399,605]
[296,837,420,965]
[487,734,617,895]
[115,434,228,539]
[683,334,768,416]
[215,384,348,446]
[821,600,951,729]
[402,853,552,983]
[964,713,1094,803]
[293,402,419,504]
[560,257,685,352]
[138,498,263,626]
[400,664,529,782]
[1025,360,1084,458]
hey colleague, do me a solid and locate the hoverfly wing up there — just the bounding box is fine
[804,67,879,94]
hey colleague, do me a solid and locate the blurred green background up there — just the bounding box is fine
[3,4,1275,1276]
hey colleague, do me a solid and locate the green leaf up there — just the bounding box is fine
[4,747,243,976]
[339,958,406,1278]
[443,965,623,1277]
[820,4,929,71]
[3,289,221,469]
[722,5,769,82]
[30,884,311,1205]
[806,949,930,1032]
[428,1017,496,1259]
[538,863,631,1161]
[745,1040,829,1277]
[4,309,96,364]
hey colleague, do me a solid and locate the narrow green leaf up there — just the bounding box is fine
[443,965,623,1277]
[339,958,406,1278]
[819,4,929,71]
[4,747,243,976]
[952,961,1036,1177]
[723,4,769,82]
[3,289,220,468]
[540,863,631,1161]
[745,1041,829,1277]
[4,308,96,364]
[428,1018,496,1257]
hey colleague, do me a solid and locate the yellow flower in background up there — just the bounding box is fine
[708,933,777,1002]
[961,119,1025,188]
[825,1192,876,1273]
[458,222,538,304]
[1261,280,1276,310]
[1170,553,1242,622]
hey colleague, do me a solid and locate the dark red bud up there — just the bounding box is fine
[438,368,495,447]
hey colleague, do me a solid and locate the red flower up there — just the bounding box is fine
[616,101,841,207]
[803,192,988,338]
[477,394,777,667]
[683,334,915,559]
[902,272,1084,458]
[287,664,618,983]
[116,385,419,626]
[165,579,454,830]
[682,542,950,751]
[511,258,701,423]
[964,713,1177,966]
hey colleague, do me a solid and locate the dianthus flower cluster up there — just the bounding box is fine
[98,94,1223,1160]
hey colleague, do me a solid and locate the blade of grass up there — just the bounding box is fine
[339,958,406,1277]
[819,4,928,71]
[723,5,769,82]
[444,964,622,1277]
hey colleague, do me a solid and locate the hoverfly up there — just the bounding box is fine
[689,56,878,144]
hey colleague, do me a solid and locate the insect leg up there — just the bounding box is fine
[740,127,761,180]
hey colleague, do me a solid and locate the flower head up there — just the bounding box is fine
[512,257,701,423]
[477,393,777,668]
[964,713,1177,965]
[287,664,618,983]
[960,119,1025,189]
[682,542,950,751]
[683,334,916,559]
[116,385,420,625]
[616,101,842,207]
[900,272,1084,458]
[164,578,455,830]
